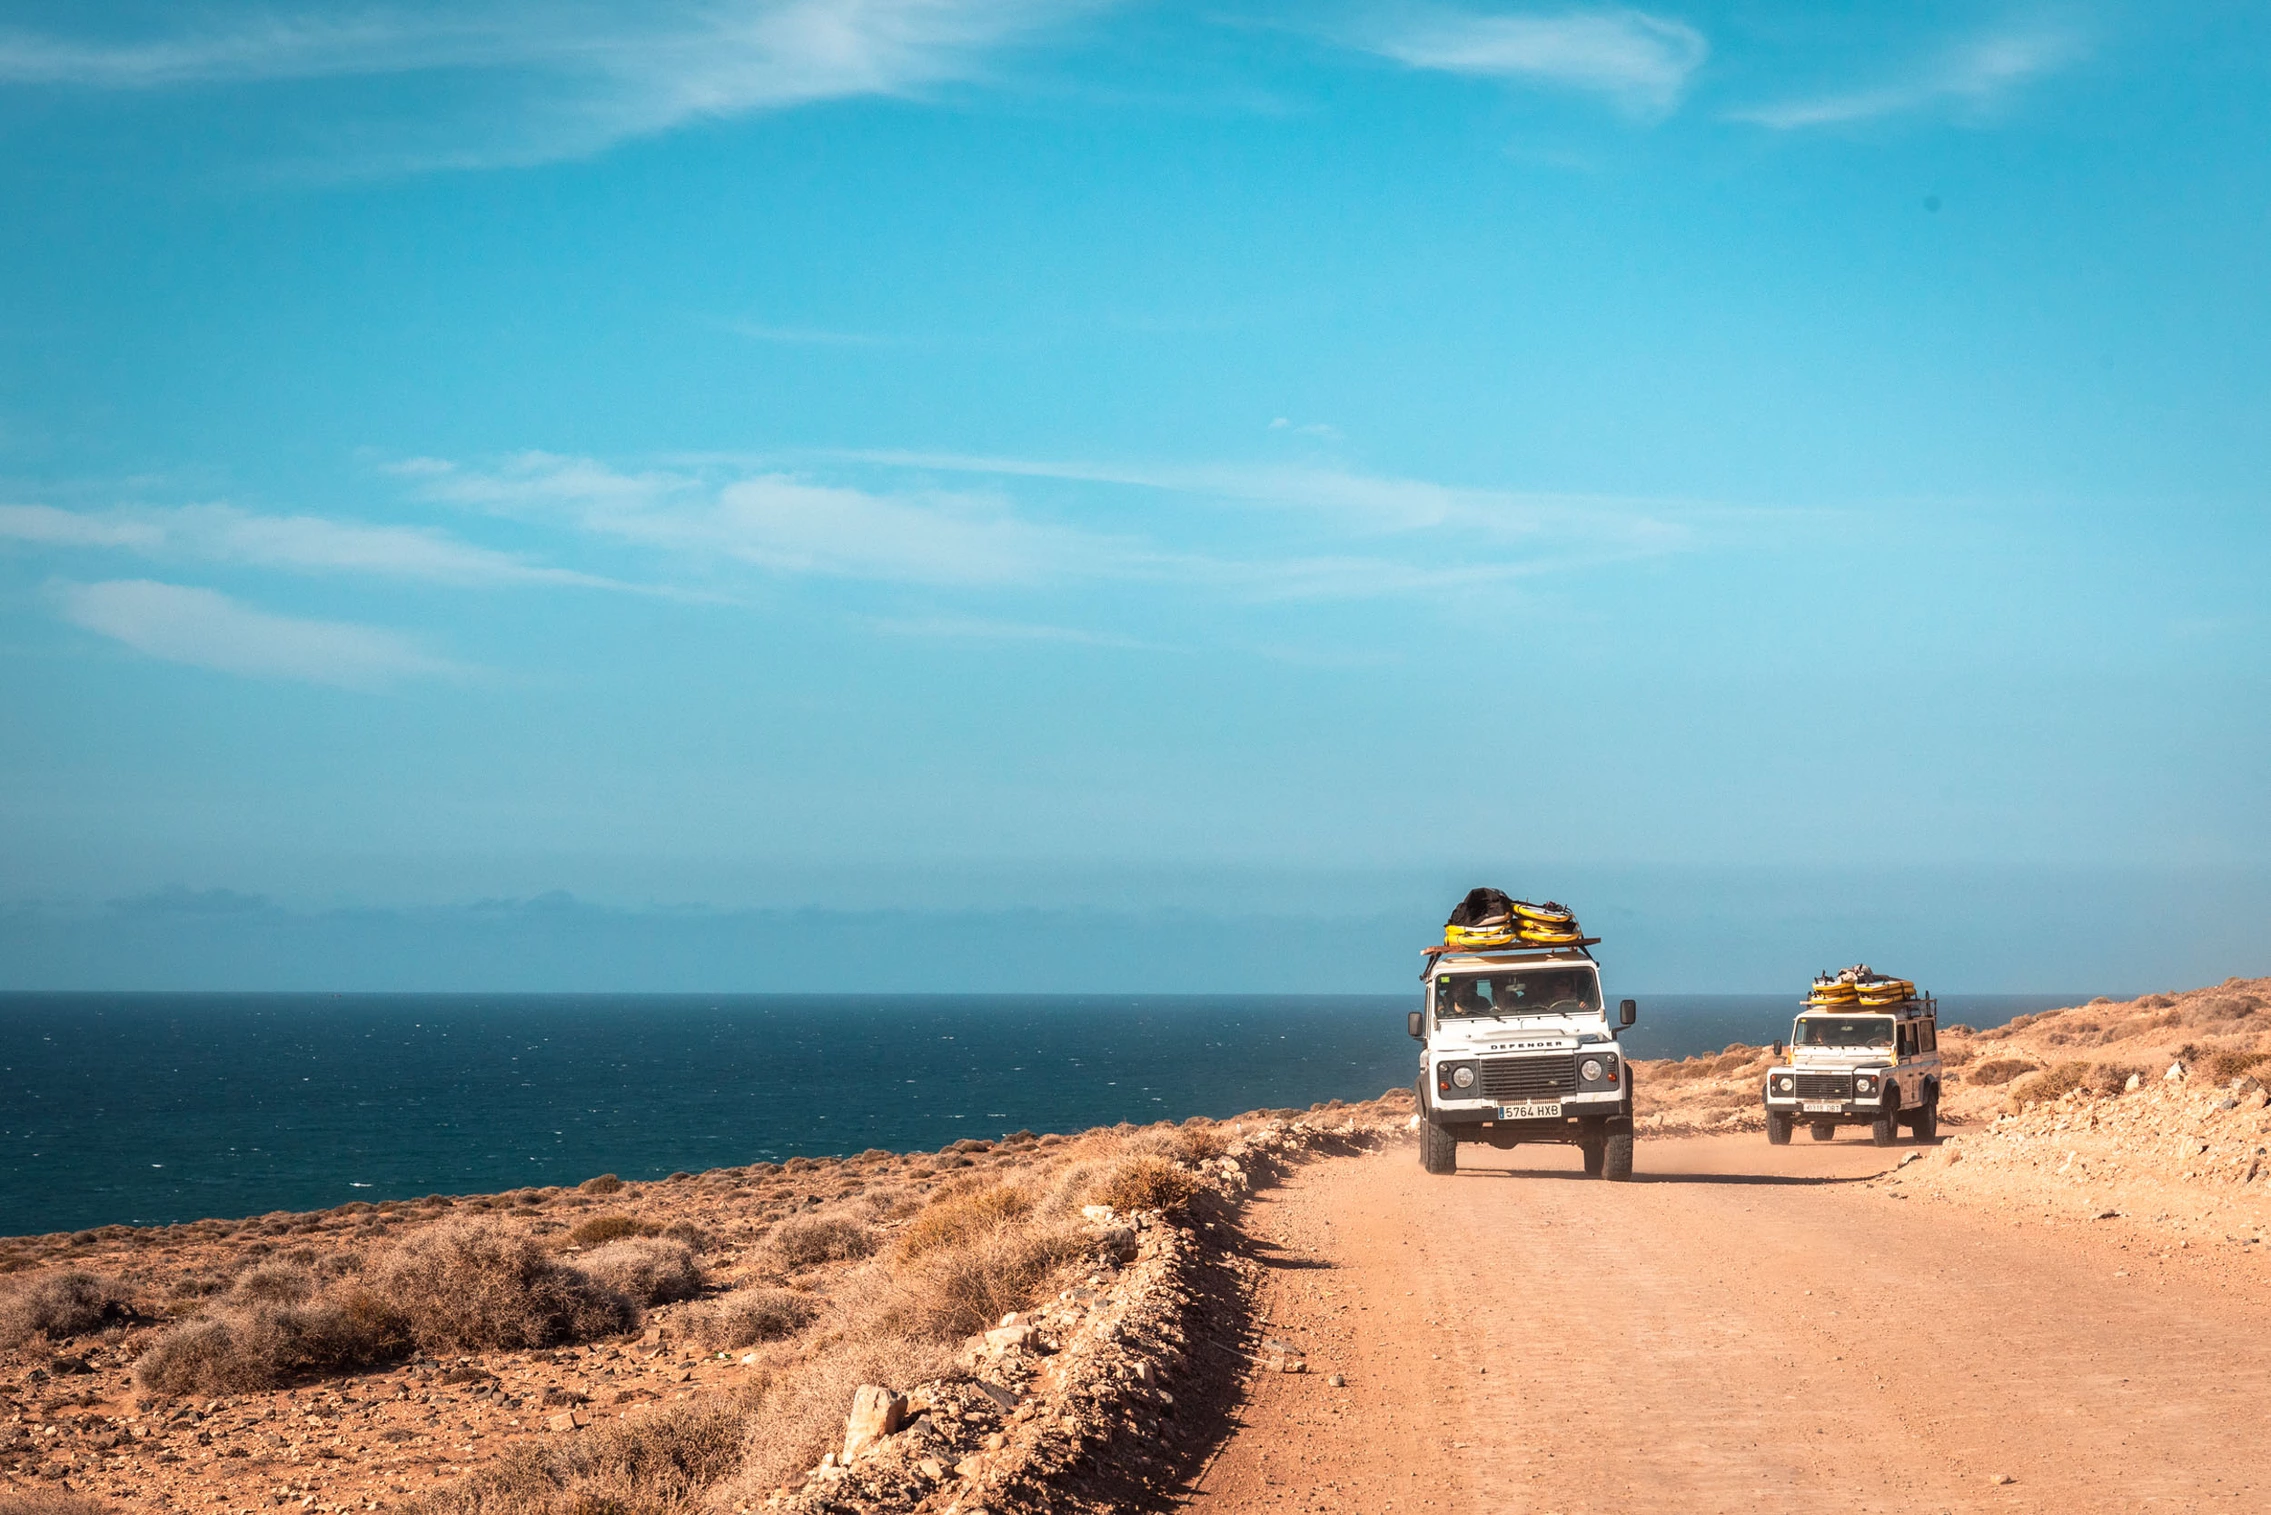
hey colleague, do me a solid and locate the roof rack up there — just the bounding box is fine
[1419,939,1601,978]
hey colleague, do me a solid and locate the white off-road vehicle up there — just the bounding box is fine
[1761,996,1943,1146]
[1408,943,1638,1180]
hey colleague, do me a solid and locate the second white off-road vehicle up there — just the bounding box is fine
[1409,942,1638,1179]
[1761,994,1943,1146]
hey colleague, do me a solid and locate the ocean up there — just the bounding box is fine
[1,990,2084,1236]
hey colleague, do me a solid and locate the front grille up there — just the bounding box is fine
[1479,1055,1577,1101]
[1794,1072,1852,1100]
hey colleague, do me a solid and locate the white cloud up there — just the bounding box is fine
[1733,25,2083,129]
[54,579,460,687]
[420,451,1152,586]
[1364,6,1707,114]
[0,500,627,588]
[0,0,1091,167]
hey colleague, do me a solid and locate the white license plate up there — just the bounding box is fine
[1499,1101,1562,1120]
[1802,1100,1844,1113]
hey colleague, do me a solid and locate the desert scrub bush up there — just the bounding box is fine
[579,1239,702,1307]
[722,1335,954,1500]
[2203,1048,2271,1082]
[686,1288,816,1351]
[894,1185,1033,1261]
[0,1271,134,1347]
[1170,1123,1227,1163]
[1092,1155,1197,1215]
[892,1223,1087,1342]
[230,1264,316,1304]
[375,1219,636,1353]
[2006,1061,2137,1108]
[0,1492,112,1515]
[414,1388,757,1515]
[134,1288,405,1394]
[1966,1058,2038,1087]
[768,1215,877,1269]
[578,1174,625,1195]
[568,1215,658,1249]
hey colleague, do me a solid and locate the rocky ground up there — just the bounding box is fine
[0,1096,1413,1515]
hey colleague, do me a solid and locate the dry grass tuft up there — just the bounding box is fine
[376,1219,636,1353]
[567,1215,658,1249]
[686,1288,816,1351]
[1168,1125,1228,1163]
[231,1264,317,1304]
[1092,1155,1198,1215]
[577,1174,626,1195]
[894,1185,1033,1261]
[0,1270,135,1348]
[1966,1057,2038,1087]
[2203,1047,2271,1082]
[2006,1061,2141,1109]
[0,1492,113,1515]
[768,1215,877,1270]
[892,1223,1087,1342]
[414,1388,757,1515]
[134,1288,405,1395]
[578,1239,702,1307]
[722,1336,953,1499]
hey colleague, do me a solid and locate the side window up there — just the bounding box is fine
[1898,1024,1916,1058]
[1922,1020,1937,1053]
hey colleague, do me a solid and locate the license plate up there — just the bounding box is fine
[1498,1101,1562,1120]
[1802,1100,1844,1113]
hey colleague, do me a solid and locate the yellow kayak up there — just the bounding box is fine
[1510,900,1575,926]
[1516,925,1584,946]
[1445,924,1518,947]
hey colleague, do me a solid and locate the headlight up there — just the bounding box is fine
[1451,1066,1476,1089]
[1854,1076,1877,1095]
[1580,1058,1604,1081]
[1773,1075,1794,1094]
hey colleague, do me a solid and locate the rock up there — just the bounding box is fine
[2125,1073,2144,1093]
[984,1323,1037,1353]
[918,1458,947,1481]
[841,1385,905,1462]
[1326,1374,1346,1387]
[1990,1472,2015,1485]
[2166,1062,2186,1082]
[1080,1205,1116,1222]
[1093,1226,1139,1264]
[545,1411,586,1433]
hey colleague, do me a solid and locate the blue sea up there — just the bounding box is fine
[0,991,2083,1237]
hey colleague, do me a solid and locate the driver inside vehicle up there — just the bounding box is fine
[1497,972,1597,1013]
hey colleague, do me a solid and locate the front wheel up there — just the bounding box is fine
[1910,1092,1939,1143]
[1581,1140,1606,1176]
[1766,1111,1793,1146]
[1871,1103,1898,1147]
[1601,1131,1634,1182]
[1420,1110,1458,1174]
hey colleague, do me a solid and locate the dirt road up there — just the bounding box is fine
[1183,1135,2271,1514]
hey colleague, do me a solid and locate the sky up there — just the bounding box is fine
[0,0,2266,991]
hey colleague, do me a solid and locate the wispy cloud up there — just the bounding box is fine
[0,501,628,589]
[1360,6,1708,114]
[53,579,461,687]
[413,451,1156,586]
[868,613,1166,649]
[0,0,1093,168]
[1733,24,2083,129]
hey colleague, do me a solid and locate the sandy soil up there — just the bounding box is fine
[1184,1134,2271,1515]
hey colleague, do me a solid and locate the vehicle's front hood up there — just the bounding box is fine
[1437,1016,1613,1057]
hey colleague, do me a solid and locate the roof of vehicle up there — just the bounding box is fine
[1421,943,1602,979]
[1795,997,1936,1018]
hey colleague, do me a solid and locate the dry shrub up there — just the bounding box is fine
[687,1288,815,1351]
[579,1239,702,1307]
[376,1219,636,1353]
[0,1493,111,1515]
[768,1215,876,1270]
[2204,1048,2271,1082]
[231,1264,316,1304]
[1092,1155,1197,1215]
[135,1288,405,1395]
[723,1336,952,1499]
[1967,1058,2038,1087]
[893,1224,1087,1342]
[2006,1061,2137,1108]
[0,1271,133,1348]
[894,1185,1033,1261]
[1170,1125,1227,1163]
[415,1388,757,1515]
[578,1174,626,1195]
[569,1215,658,1249]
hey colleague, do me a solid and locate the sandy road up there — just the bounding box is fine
[1182,1135,2271,1515]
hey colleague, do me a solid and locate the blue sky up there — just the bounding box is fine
[0,0,2266,990]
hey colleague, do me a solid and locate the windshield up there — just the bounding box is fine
[1794,1015,1895,1049]
[1436,969,1601,1018]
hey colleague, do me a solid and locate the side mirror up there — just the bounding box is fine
[1407,1010,1425,1041]
[1618,998,1637,1028]
[1773,1041,1786,1058]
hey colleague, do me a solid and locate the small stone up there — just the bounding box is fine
[544,1411,585,1433]
[917,1458,946,1481]
[1326,1374,1346,1388]
[1991,1473,2014,1485]
[841,1384,905,1462]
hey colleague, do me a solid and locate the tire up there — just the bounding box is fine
[1601,1131,1634,1182]
[1871,1102,1898,1147]
[1809,1122,1835,1142]
[1581,1140,1606,1176]
[1912,1092,1939,1144]
[1420,1092,1458,1174]
[1766,1111,1793,1146]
